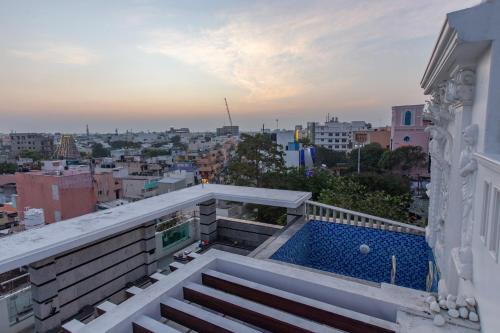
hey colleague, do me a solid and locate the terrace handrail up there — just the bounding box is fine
[305,200,425,235]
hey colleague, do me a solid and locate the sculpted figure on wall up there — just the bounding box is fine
[424,89,453,251]
[444,66,476,106]
[458,124,478,280]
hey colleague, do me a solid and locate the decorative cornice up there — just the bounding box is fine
[421,20,459,94]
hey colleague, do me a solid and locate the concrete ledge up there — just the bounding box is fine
[96,301,117,316]
[0,185,310,273]
[125,286,143,299]
[62,319,85,333]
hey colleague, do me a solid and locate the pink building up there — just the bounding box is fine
[390,104,430,153]
[94,170,122,203]
[15,170,96,224]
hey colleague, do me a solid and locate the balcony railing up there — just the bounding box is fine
[306,200,425,235]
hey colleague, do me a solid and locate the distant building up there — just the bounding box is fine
[53,134,80,160]
[195,138,237,181]
[93,170,122,203]
[0,203,17,230]
[9,133,54,158]
[274,130,315,169]
[307,118,370,152]
[167,127,190,135]
[390,104,430,153]
[352,126,391,149]
[216,125,239,137]
[15,165,96,224]
[121,176,161,201]
[0,174,16,204]
[157,169,195,194]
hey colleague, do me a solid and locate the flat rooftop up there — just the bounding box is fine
[0,184,310,273]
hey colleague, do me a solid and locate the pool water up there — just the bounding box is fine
[271,220,437,291]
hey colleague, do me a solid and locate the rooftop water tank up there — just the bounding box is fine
[23,208,45,229]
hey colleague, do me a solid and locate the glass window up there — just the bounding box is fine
[404,110,412,126]
[403,136,411,142]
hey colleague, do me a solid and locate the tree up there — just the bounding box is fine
[91,143,110,158]
[314,146,348,168]
[0,163,17,174]
[378,146,428,176]
[318,176,411,221]
[348,172,410,196]
[349,143,386,172]
[263,168,333,200]
[142,148,170,158]
[109,141,141,149]
[20,150,42,161]
[227,133,285,187]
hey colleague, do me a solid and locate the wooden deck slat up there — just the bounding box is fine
[183,283,342,333]
[132,315,182,333]
[202,269,395,333]
[160,297,261,333]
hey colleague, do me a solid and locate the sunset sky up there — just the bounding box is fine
[0,0,478,133]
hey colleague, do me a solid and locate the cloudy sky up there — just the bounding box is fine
[0,0,478,133]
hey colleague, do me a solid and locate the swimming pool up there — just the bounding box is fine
[271,220,437,291]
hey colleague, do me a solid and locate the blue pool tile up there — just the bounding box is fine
[271,220,437,291]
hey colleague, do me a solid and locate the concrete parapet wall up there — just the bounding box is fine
[29,222,157,332]
[217,217,282,248]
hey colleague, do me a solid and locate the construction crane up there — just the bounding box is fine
[224,97,233,127]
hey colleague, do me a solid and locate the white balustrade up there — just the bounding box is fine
[305,200,425,235]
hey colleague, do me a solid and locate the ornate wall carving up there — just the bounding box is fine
[424,65,476,282]
[457,124,479,280]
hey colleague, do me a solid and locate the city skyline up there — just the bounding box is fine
[0,0,477,133]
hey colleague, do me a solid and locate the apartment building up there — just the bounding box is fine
[216,125,239,137]
[307,118,370,151]
[15,167,96,224]
[9,133,54,158]
[352,126,392,149]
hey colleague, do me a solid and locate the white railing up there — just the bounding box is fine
[305,200,425,235]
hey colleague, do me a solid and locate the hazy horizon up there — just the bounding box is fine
[0,0,478,133]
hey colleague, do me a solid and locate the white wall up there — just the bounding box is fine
[469,42,500,333]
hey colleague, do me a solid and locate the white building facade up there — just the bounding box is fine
[307,119,370,152]
[421,1,500,331]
